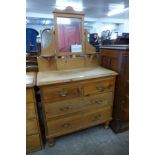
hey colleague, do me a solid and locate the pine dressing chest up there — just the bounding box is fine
[37,67,117,145]
[26,72,42,151]
[36,7,118,146]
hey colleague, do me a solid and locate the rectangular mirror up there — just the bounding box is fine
[57,17,82,53]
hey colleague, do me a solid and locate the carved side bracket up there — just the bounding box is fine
[84,30,96,54]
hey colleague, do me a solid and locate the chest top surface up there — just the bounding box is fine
[26,72,36,87]
[37,67,118,86]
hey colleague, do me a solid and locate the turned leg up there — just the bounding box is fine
[104,121,110,129]
[48,138,55,147]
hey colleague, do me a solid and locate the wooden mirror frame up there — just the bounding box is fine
[53,7,85,56]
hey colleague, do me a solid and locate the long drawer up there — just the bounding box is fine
[26,103,36,119]
[82,77,115,96]
[44,92,113,119]
[26,118,38,135]
[47,106,112,137]
[40,84,80,103]
[26,134,41,151]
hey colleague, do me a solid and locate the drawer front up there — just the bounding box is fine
[26,118,38,135]
[26,88,35,103]
[27,134,41,151]
[83,78,115,96]
[41,85,80,103]
[26,103,36,119]
[47,107,112,137]
[45,92,113,119]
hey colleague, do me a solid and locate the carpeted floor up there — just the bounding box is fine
[27,125,129,155]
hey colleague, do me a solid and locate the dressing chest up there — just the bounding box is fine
[34,7,117,146]
[26,72,42,151]
[37,66,117,145]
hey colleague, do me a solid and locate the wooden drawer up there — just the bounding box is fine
[47,107,112,137]
[83,77,115,96]
[26,118,38,135]
[26,103,36,119]
[44,92,113,119]
[41,85,80,103]
[26,88,35,103]
[27,134,41,152]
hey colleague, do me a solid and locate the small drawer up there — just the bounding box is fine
[26,134,41,152]
[26,103,36,119]
[83,77,115,96]
[26,88,35,103]
[44,92,113,119]
[47,106,112,137]
[26,118,38,135]
[40,85,80,103]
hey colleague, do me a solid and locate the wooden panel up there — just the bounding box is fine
[57,58,85,70]
[100,47,129,132]
[40,84,80,103]
[37,57,57,72]
[26,118,38,135]
[84,56,99,67]
[26,88,35,103]
[38,57,99,72]
[100,49,121,72]
[26,134,41,152]
[47,106,112,137]
[44,92,113,119]
[100,49,121,58]
[26,103,36,119]
[121,95,129,121]
[83,77,115,96]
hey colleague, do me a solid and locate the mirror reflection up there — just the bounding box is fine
[57,17,82,53]
[41,29,52,49]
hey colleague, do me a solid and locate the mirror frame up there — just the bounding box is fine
[53,7,85,56]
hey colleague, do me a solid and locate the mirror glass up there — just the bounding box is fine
[57,17,82,53]
[41,29,52,49]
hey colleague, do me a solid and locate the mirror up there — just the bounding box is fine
[41,29,52,49]
[57,17,82,53]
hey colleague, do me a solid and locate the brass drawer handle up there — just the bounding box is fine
[62,123,70,128]
[94,114,102,120]
[60,106,70,111]
[96,86,104,92]
[59,90,68,97]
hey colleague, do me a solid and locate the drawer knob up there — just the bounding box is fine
[62,123,70,128]
[60,106,70,111]
[96,86,104,92]
[59,90,68,97]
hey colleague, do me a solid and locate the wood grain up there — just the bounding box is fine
[27,134,42,151]
[37,67,118,86]
[44,92,113,119]
[47,107,112,137]
[100,46,129,132]
[26,73,42,152]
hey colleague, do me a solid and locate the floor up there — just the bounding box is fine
[27,125,129,155]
